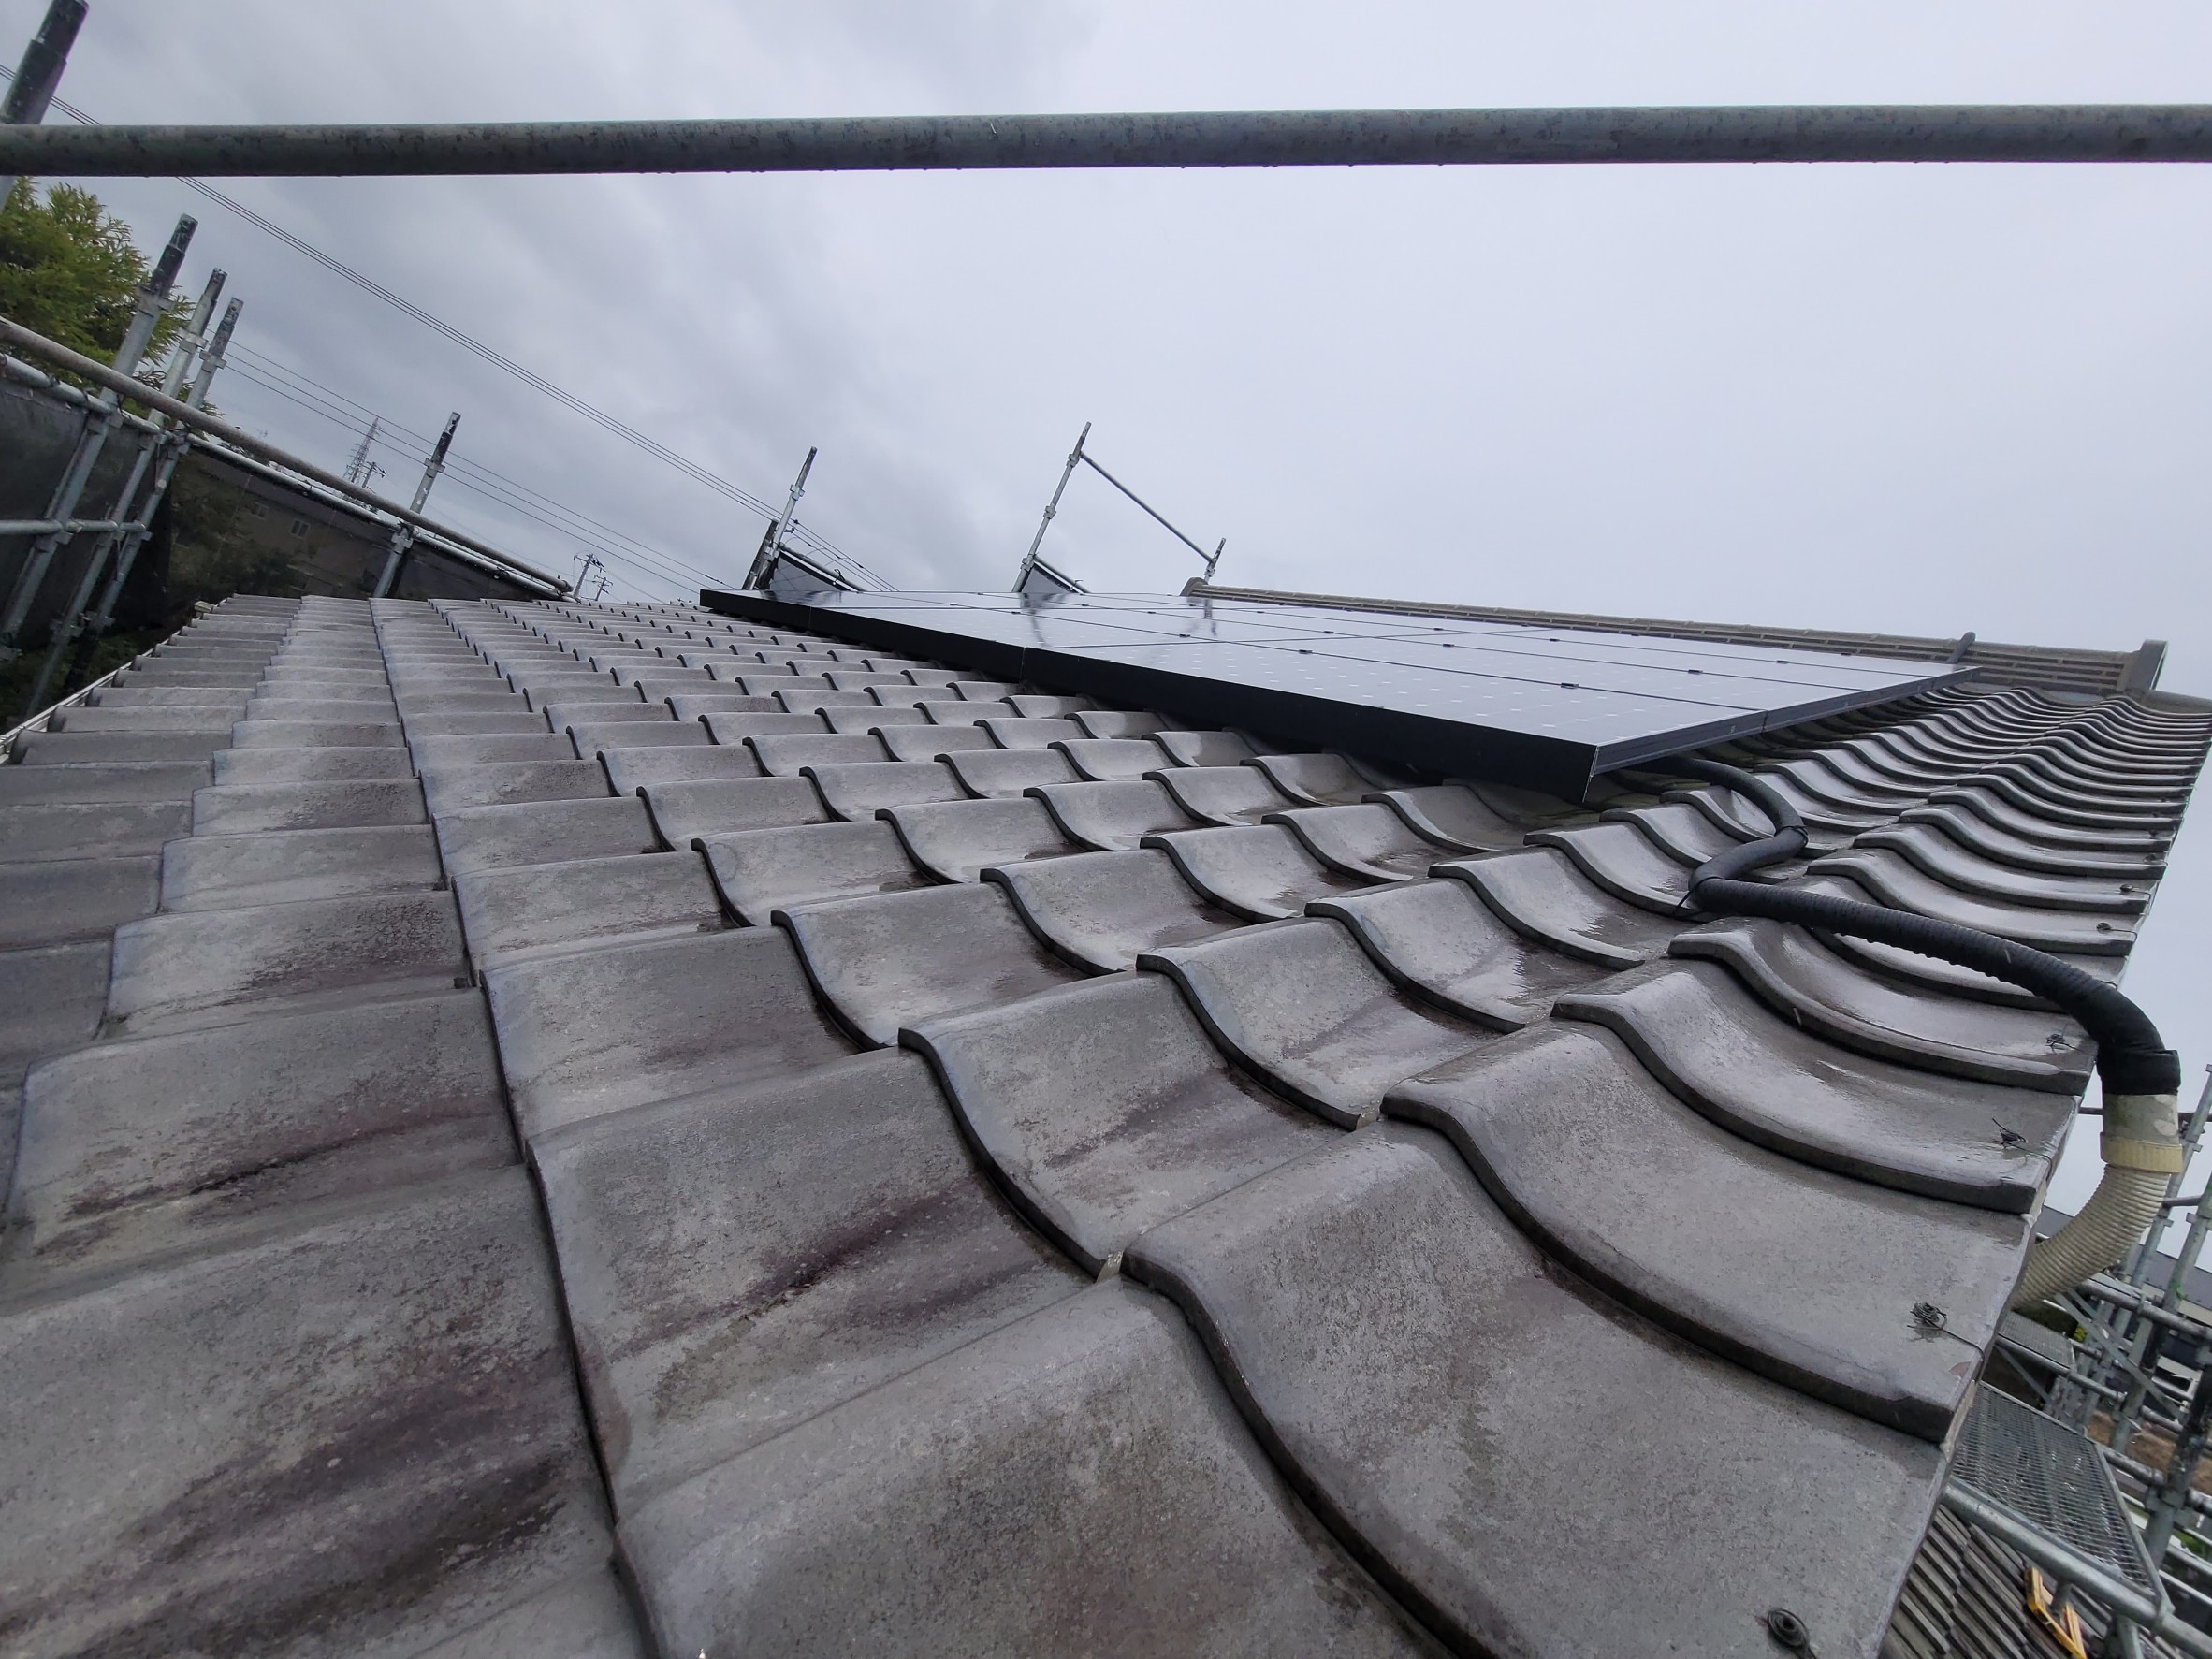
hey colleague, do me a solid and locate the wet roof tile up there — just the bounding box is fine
[6,590,2205,1654]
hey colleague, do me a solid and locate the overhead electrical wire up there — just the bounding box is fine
[1,64,882,589]
[216,352,710,599]
[224,342,728,593]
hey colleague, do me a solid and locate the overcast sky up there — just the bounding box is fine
[17,0,2211,1217]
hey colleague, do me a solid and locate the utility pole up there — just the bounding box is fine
[1,210,193,655]
[744,446,817,589]
[343,415,384,486]
[0,0,88,200]
[22,266,224,711]
[371,411,458,598]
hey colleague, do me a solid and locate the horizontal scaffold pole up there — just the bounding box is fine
[0,105,2209,177]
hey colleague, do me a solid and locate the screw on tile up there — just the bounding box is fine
[1912,1302,1947,1331]
[1764,1606,1812,1651]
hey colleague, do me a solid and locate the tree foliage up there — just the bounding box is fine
[0,178,188,367]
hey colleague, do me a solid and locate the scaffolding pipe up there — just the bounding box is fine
[0,313,569,592]
[3,105,2212,177]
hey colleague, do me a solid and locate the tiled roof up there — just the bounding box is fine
[0,590,2205,1657]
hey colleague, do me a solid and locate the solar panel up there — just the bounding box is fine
[702,588,1970,797]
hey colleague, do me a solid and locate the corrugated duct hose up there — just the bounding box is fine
[1670,759,2183,1312]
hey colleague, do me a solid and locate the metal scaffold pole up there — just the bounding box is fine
[372,411,458,598]
[0,0,86,199]
[1,211,194,658]
[21,265,226,711]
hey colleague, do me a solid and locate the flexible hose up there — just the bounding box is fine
[1669,758,2182,1310]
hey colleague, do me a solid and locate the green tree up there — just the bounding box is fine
[0,178,186,366]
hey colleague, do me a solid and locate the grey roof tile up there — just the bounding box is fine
[774,687,881,712]
[434,795,659,877]
[403,708,559,737]
[483,928,854,1140]
[0,798,194,862]
[1050,735,1170,780]
[905,973,1335,1276]
[821,704,928,732]
[1006,693,1095,718]
[46,705,240,734]
[1362,783,1528,852]
[406,1567,645,1659]
[1121,1125,1944,1659]
[919,696,1015,724]
[666,691,779,720]
[192,779,427,835]
[1433,847,1682,966]
[161,824,443,910]
[35,767,223,827]
[1141,916,1492,1127]
[776,882,1084,1046]
[0,1169,614,1658]
[1248,751,1390,807]
[108,890,469,1035]
[1307,876,1603,1030]
[1796,871,2125,1005]
[228,720,405,749]
[619,1279,1428,1658]
[212,745,415,784]
[1852,822,2150,913]
[1026,778,1196,851]
[12,729,234,764]
[6,990,512,1291]
[1555,959,2074,1209]
[697,710,829,744]
[421,757,614,814]
[1142,822,1368,921]
[641,775,827,847]
[412,731,580,768]
[1527,819,1701,914]
[698,820,930,924]
[601,744,764,792]
[541,699,670,730]
[802,759,965,819]
[940,745,1078,797]
[882,795,1084,882]
[568,719,711,756]
[745,732,889,775]
[1928,781,2172,852]
[1669,917,2092,1092]
[456,850,726,971]
[1389,1021,2025,1439]
[10,594,2171,1651]
[1267,801,1445,881]
[535,1056,1088,1512]
[981,716,1082,749]
[1148,762,1299,825]
[0,856,162,948]
[982,848,1237,973]
[1073,709,1171,738]
[1896,799,2166,878]
[1808,847,2136,953]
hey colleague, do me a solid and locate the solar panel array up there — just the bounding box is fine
[706,588,1968,795]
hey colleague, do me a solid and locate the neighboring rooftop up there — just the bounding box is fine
[0,589,2204,1656]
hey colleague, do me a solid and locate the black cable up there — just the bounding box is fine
[1673,757,2180,1096]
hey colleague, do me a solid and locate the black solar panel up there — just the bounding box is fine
[704,588,1970,796]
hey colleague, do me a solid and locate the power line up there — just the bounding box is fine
[215,356,708,598]
[1,63,880,587]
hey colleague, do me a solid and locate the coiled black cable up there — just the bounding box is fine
[1670,757,2179,1097]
